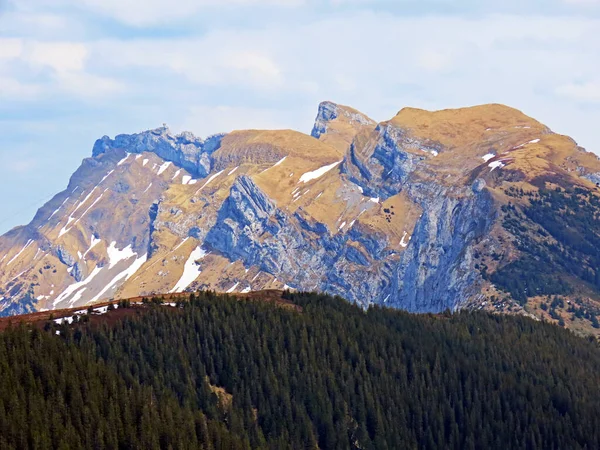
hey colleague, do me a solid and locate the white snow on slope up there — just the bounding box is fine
[6,239,33,266]
[182,175,192,185]
[59,189,106,237]
[173,237,189,251]
[228,166,239,176]
[299,160,342,183]
[92,304,119,315]
[53,265,103,307]
[117,153,131,166]
[261,157,286,174]
[142,158,149,166]
[226,282,239,293]
[107,241,136,269]
[48,197,70,221]
[370,197,380,204]
[512,139,541,150]
[70,187,98,217]
[172,169,181,179]
[84,235,101,258]
[482,153,495,163]
[74,189,106,226]
[198,170,224,190]
[89,254,147,304]
[170,246,208,293]
[489,161,505,171]
[143,183,152,193]
[400,231,409,248]
[157,161,172,175]
[100,169,115,184]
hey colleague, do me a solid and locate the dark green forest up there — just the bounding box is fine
[492,186,600,306]
[1,292,600,449]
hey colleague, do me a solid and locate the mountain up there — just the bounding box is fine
[1,291,599,449]
[1,101,600,334]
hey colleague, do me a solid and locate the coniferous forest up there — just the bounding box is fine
[1,291,599,450]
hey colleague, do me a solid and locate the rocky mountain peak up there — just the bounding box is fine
[92,126,225,178]
[2,101,600,336]
[311,101,377,152]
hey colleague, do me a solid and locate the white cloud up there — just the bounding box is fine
[556,81,600,103]
[0,39,23,60]
[54,0,305,26]
[7,158,40,173]
[0,77,41,100]
[563,0,600,5]
[56,72,124,98]
[27,42,88,73]
[179,105,295,136]
[417,49,454,72]
[225,51,283,87]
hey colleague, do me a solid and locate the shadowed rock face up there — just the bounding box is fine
[1,101,600,320]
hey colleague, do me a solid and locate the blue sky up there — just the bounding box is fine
[1,0,600,234]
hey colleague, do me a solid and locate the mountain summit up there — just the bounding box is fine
[1,102,600,334]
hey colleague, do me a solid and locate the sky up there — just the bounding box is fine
[1,0,600,234]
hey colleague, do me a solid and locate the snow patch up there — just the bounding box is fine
[53,265,103,307]
[157,161,172,176]
[84,235,101,258]
[117,153,131,166]
[182,175,192,185]
[228,166,239,176]
[88,254,147,304]
[299,160,342,183]
[482,153,495,163]
[106,241,137,269]
[226,282,239,293]
[170,246,208,293]
[512,139,541,150]
[7,239,33,266]
[199,170,224,190]
[400,231,409,248]
[142,158,149,166]
[173,237,189,252]
[48,197,70,221]
[370,197,380,204]
[100,169,115,184]
[489,161,505,172]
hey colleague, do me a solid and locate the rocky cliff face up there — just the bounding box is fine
[1,101,600,335]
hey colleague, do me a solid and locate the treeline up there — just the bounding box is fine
[1,291,600,449]
[493,186,600,305]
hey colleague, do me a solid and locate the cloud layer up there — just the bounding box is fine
[0,0,599,233]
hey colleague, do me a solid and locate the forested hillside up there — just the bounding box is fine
[1,292,599,449]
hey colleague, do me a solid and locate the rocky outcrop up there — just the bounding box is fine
[391,181,495,312]
[92,126,225,178]
[311,101,375,139]
[204,175,398,307]
[342,120,496,311]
